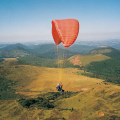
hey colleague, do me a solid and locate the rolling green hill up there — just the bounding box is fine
[68,44,97,55]
[0,47,31,58]
[28,44,81,59]
[87,47,120,59]
[68,51,120,84]
[29,44,56,55]
[40,48,79,59]
[0,43,81,59]
[68,54,111,67]
[82,58,120,84]
[0,43,97,58]
[0,43,27,51]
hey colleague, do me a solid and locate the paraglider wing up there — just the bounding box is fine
[52,19,79,47]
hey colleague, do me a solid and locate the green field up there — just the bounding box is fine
[0,59,120,120]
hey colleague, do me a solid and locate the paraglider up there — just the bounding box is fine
[51,19,79,47]
[52,18,79,93]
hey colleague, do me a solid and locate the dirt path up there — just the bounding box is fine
[94,54,101,61]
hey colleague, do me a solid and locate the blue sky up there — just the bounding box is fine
[0,0,120,43]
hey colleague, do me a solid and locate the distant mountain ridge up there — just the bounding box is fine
[67,44,97,55]
[77,39,120,51]
[0,47,31,58]
[0,43,96,58]
[30,44,55,55]
[0,43,120,60]
[0,43,27,51]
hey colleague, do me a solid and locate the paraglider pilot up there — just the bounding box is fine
[56,83,64,94]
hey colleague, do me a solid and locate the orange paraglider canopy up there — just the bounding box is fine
[51,19,79,47]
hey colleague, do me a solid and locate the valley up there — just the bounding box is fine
[0,42,120,119]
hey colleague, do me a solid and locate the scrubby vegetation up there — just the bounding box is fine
[17,91,79,109]
[0,77,24,100]
[18,97,54,109]
[18,56,57,67]
[0,47,31,58]
[81,58,120,84]
[87,47,120,59]
[0,58,4,63]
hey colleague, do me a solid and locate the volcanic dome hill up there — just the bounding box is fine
[87,47,120,59]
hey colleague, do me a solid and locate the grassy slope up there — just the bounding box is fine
[68,54,111,66]
[68,54,120,84]
[87,47,120,59]
[0,59,120,119]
